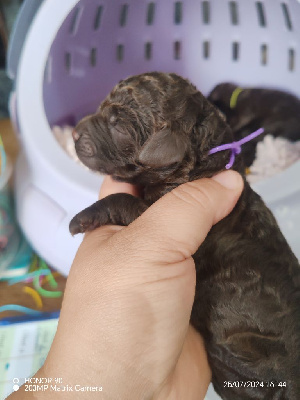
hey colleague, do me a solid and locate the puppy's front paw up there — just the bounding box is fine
[69,194,149,236]
[69,209,100,236]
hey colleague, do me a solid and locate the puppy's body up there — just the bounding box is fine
[70,73,300,399]
[208,83,300,166]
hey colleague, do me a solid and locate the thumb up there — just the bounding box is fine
[116,170,244,265]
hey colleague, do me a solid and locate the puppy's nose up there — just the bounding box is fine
[72,130,80,142]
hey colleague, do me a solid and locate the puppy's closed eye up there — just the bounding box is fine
[108,120,136,158]
[110,122,130,140]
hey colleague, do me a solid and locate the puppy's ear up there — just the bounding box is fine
[139,128,188,167]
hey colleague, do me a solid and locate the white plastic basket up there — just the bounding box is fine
[8,0,300,279]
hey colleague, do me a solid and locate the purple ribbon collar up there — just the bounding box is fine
[208,128,264,169]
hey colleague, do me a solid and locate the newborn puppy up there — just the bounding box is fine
[70,72,300,399]
[208,83,300,166]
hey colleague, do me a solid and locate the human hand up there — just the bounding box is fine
[11,171,243,400]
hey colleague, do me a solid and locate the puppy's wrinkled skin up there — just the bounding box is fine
[208,83,300,166]
[70,73,300,399]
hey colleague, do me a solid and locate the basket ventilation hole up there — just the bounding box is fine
[256,2,266,27]
[232,42,239,61]
[65,52,71,72]
[145,42,152,60]
[261,44,267,65]
[94,5,103,30]
[174,41,181,60]
[281,3,292,31]
[69,7,81,34]
[90,48,97,66]
[229,1,239,25]
[120,4,129,27]
[174,2,183,24]
[202,1,210,24]
[65,52,72,72]
[45,57,52,83]
[146,2,155,25]
[288,48,295,71]
[117,44,124,62]
[203,41,210,59]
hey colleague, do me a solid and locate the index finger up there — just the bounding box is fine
[113,171,244,264]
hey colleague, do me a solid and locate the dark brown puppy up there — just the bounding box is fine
[208,83,300,166]
[69,73,300,400]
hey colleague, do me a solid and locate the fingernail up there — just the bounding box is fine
[211,170,243,190]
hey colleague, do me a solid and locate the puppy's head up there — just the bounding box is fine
[73,73,237,185]
[208,82,238,111]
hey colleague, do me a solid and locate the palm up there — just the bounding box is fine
[154,326,211,400]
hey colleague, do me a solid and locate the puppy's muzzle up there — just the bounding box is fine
[73,130,97,157]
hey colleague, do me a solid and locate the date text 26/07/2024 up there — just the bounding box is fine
[223,381,287,388]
